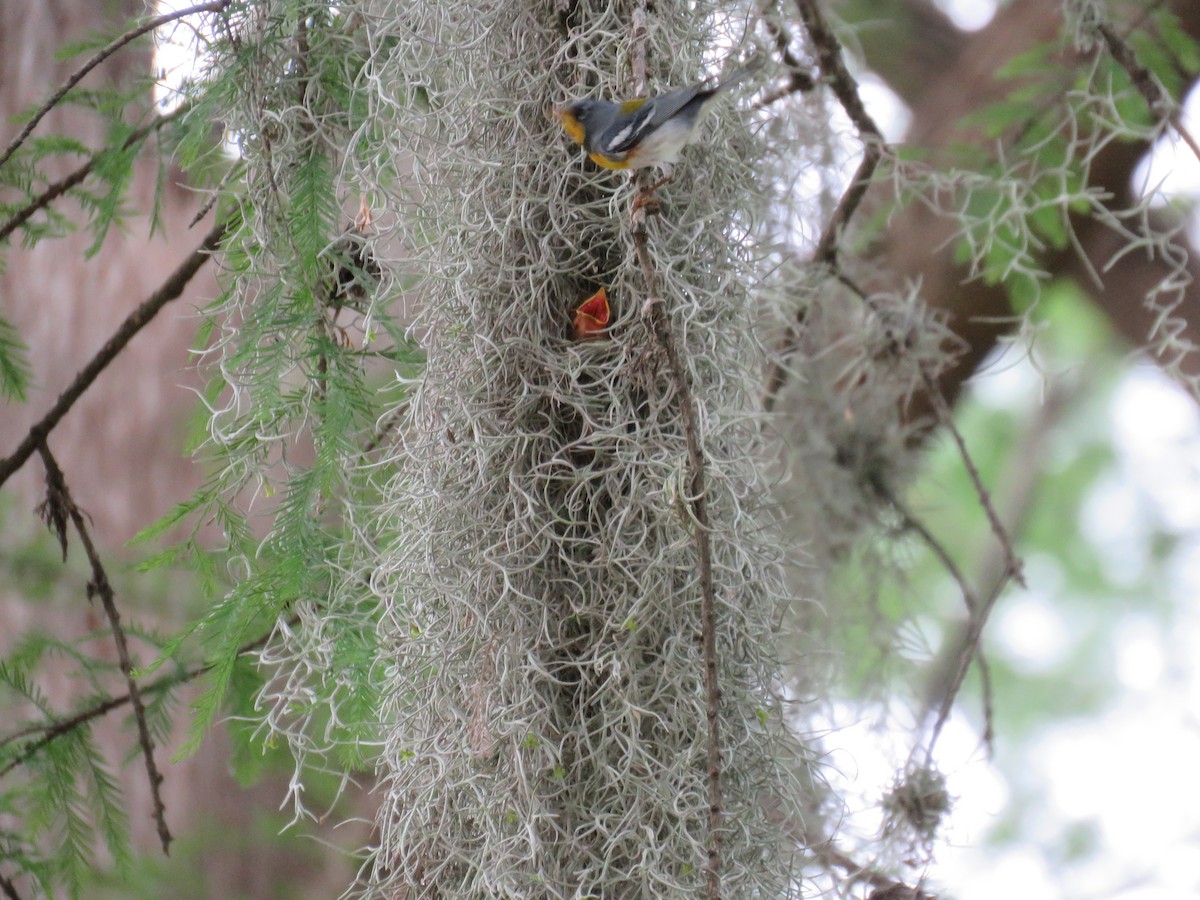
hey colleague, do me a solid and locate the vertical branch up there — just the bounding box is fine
[629,8,723,896]
[35,443,172,855]
[762,0,889,411]
[919,370,1026,589]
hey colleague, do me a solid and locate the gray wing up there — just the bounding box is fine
[596,83,709,157]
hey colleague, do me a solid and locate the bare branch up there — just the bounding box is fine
[754,9,815,109]
[795,0,885,266]
[0,1,230,171]
[1097,21,1200,164]
[0,619,287,775]
[35,443,172,855]
[0,217,227,490]
[630,9,723,895]
[815,842,912,893]
[919,369,1026,590]
[884,488,994,755]
[917,372,1079,759]
[762,1,890,411]
[0,871,22,900]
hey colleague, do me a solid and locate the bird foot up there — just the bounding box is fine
[631,190,662,218]
[630,174,673,219]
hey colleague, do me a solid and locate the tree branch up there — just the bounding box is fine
[763,0,889,411]
[795,0,885,267]
[0,217,227,490]
[630,6,723,895]
[754,8,816,109]
[0,105,186,245]
[0,871,22,900]
[920,370,1026,589]
[1096,21,1200,163]
[0,619,286,776]
[35,442,172,854]
[916,370,1078,759]
[0,0,229,172]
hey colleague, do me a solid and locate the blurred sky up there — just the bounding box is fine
[848,2,1200,898]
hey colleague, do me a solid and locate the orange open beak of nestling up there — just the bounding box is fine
[573,287,610,341]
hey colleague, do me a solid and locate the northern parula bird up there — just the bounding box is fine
[553,62,759,172]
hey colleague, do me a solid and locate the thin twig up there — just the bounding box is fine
[919,369,1026,589]
[0,871,22,900]
[188,159,244,229]
[884,488,994,755]
[35,443,171,854]
[0,106,187,245]
[629,8,722,896]
[764,793,907,894]
[632,229,724,899]
[761,1,887,412]
[0,618,287,775]
[0,217,227,490]
[886,491,980,615]
[754,9,816,109]
[916,370,1079,761]
[0,0,230,172]
[794,0,884,266]
[1097,22,1200,164]
[814,841,904,893]
[361,402,409,455]
[922,577,1006,763]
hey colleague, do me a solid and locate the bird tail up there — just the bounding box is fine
[713,55,765,93]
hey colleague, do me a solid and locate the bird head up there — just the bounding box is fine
[553,100,608,148]
[552,101,589,147]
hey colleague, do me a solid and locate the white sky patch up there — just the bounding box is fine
[1134,86,1200,198]
[858,73,911,143]
[944,848,1058,900]
[1028,709,1200,882]
[1079,475,1151,585]
[1111,367,1200,531]
[1114,616,1166,690]
[152,1,215,112]
[1133,85,1200,244]
[967,342,1047,410]
[994,591,1073,673]
[932,0,998,32]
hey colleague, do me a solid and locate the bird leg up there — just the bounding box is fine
[630,172,673,217]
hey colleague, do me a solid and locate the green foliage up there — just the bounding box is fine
[1154,9,1200,75]
[122,0,414,791]
[0,3,409,894]
[0,313,32,401]
[52,31,122,62]
[1,649,135,898]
